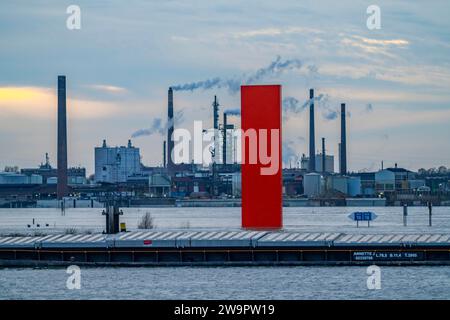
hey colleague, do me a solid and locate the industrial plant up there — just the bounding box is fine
[0,76,449,208]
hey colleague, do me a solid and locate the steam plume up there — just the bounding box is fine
[172,56,305,94]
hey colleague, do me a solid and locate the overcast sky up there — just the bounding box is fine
[1,0,449,174]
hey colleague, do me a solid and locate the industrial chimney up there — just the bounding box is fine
[163,140,166,168]
[223,112,228,165]
[340,103,347,175]
[213,96,220,164]
[167,87,175,173]
[322,137,326,173]
[213,96,219,131]
[57,75,68,199]
[308,89,316,172]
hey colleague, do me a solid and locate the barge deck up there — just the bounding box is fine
[1,230,450,267]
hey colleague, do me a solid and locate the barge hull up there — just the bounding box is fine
[2,230,450,266]
[1,246,450,267]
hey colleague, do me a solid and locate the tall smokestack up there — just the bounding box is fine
[167,88,174,173]
[213,96,219,164]
[338,142,341,172]
[322,137,326,173]
[340,103,347,175]
[308,89,316,172]
[213,96,219,130]
[223,112,227,165]
[57,75,68,199]
[163,140,166,168]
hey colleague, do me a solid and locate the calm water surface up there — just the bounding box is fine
[1,266,450,300]
[1,207,450,299]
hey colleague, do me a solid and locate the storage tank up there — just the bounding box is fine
[29,174,43,184]
[329,176,348,194]
[0,172,28,184]
[232,172,241,197]
[347,176,361,196]
[303,173,323,197]
[47,177,58,184]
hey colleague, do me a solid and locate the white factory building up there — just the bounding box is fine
[300,153,334,173]
[94,140,142,183]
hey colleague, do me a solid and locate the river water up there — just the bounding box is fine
[1,207,450,299]
[1,266,450,300]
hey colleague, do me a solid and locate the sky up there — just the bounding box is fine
[0,0,449,175]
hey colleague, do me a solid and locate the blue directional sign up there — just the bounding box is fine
[348,211,377,222]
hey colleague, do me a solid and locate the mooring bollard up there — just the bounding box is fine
[403,204,408,226]
[60,199,66,216]
[428,201,432,227]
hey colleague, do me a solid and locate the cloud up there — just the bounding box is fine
[0,86,120,119]
[352,35,409,47]
[87,84,128,94]
[324,86,450,104]
[339,35,409,58]
[232,26,323,38]
[352,108,450,132]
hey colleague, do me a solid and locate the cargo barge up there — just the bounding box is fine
[1,230,450,267]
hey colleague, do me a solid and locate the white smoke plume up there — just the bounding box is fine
[172,56,305,94]
[225,108,241,116]
[282,140,299,167]
[131,111,184,138]
[282,93,325,115]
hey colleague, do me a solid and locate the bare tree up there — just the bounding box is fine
[138,212,154,229]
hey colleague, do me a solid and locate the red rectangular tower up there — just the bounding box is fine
[241,85,282,229]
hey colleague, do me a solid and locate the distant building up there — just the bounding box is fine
[375,169,395,192]
[409,179,426,190]
[95,139,142,183]
[0,172,43,185]
[149,174,171,197]
[171,171,211,198]
[386,165,416,190]
[355,172,376,195]
[20,153,86,185]
[326,175,362,197]
[300,153,334,173]
[282,169,304,196]
[425,177,449,192]
[373,164,418,193]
